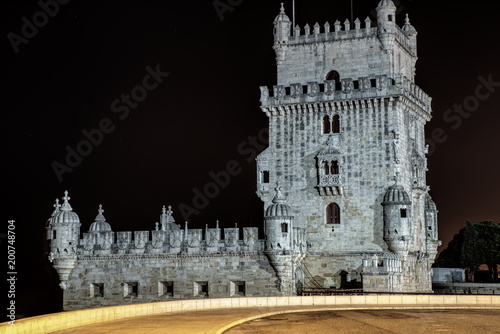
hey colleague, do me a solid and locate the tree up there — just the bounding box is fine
[435,227,465,268]
[435,221,500,282]
[472,221,500,282]
[461,221,482,281]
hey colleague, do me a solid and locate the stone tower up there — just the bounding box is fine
[46,191,81,289]
[257,1,441,293]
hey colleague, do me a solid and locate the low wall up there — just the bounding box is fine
[433,283,500,295]
[2,295,500,334]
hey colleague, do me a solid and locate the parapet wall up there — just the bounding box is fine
[3,295,500,334]
[79,227,307,256]
[288,19,413,54]
[260,75,431,112]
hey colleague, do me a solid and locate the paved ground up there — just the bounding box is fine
[50,307,500,334]
[226,309,500,334]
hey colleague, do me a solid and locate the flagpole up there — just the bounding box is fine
[351,0,354,24]
[292,0,296,36]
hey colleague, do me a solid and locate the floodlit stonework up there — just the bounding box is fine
[46,1,441,310]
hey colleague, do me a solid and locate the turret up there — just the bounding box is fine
[264,186,296,295]
[376,0,397,52]
[46,191,80,289]
[382,184,411,257]
[424,193,441,260]
[273,3,291,65]
[264,186,293,251]
[87,204,114,250]
[402,13,418,60]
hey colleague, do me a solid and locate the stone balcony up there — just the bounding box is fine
[317,174,343,196]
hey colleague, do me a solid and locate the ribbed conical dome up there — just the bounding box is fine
[274,3,291,23]
[382,185,411,205]
[378,0,396,8]
[425,194,437,212]
[52,191,80,224]
[89,204,112,232]
[402,14,417,34]
[265,186,292,217]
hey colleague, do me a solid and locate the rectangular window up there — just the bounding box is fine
[262,171,270,183]
[281,223,288,233]
[230,281,246,296]
[400,208,407,218]
[194,281,209,297]
[123,282,138,298]
[90,283,104,297]
[158,281,174,297]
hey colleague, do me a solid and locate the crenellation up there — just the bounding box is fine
[261,75,431,111]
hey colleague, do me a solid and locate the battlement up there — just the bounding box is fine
[79,226,307,257]
[260,75,431,112]
[286,19,413,55]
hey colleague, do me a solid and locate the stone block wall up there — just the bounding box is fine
[63,253,280,310]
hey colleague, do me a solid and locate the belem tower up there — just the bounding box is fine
[46,1,441,310]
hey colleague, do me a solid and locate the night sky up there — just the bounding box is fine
[3,0,500,317]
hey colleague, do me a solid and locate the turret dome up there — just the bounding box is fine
[274,3,291,23]
[425,194,437,212]
[89,204,112,232]
[265,186,292,217]
[378,0,396,8]
[382,185,411,205]
[402,14,417,35]
[51,191,80,224]
[46,198,61,227]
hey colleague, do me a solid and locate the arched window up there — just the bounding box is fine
[323,115,330,134]
[323,161,330,175]
[332,114,340,133]
[326,203,340,224]
[326,70,340,82]
[331,161,339,175]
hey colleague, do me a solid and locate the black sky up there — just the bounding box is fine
[2,0,500,317]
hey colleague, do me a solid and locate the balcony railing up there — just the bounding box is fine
[319,174,341,187]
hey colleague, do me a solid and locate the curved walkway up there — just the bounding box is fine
[1,295,500,334]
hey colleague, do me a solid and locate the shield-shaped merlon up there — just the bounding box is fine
[134,231,149,249]
[206,228,220,247]
[117,231,132,250]
[169,230,182,248]
[101,231,114,250]
[224,228,239,247]
[151,230,166,249]
[187,229,202,248]
[83,232,94,251]
[243,227,257,246]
